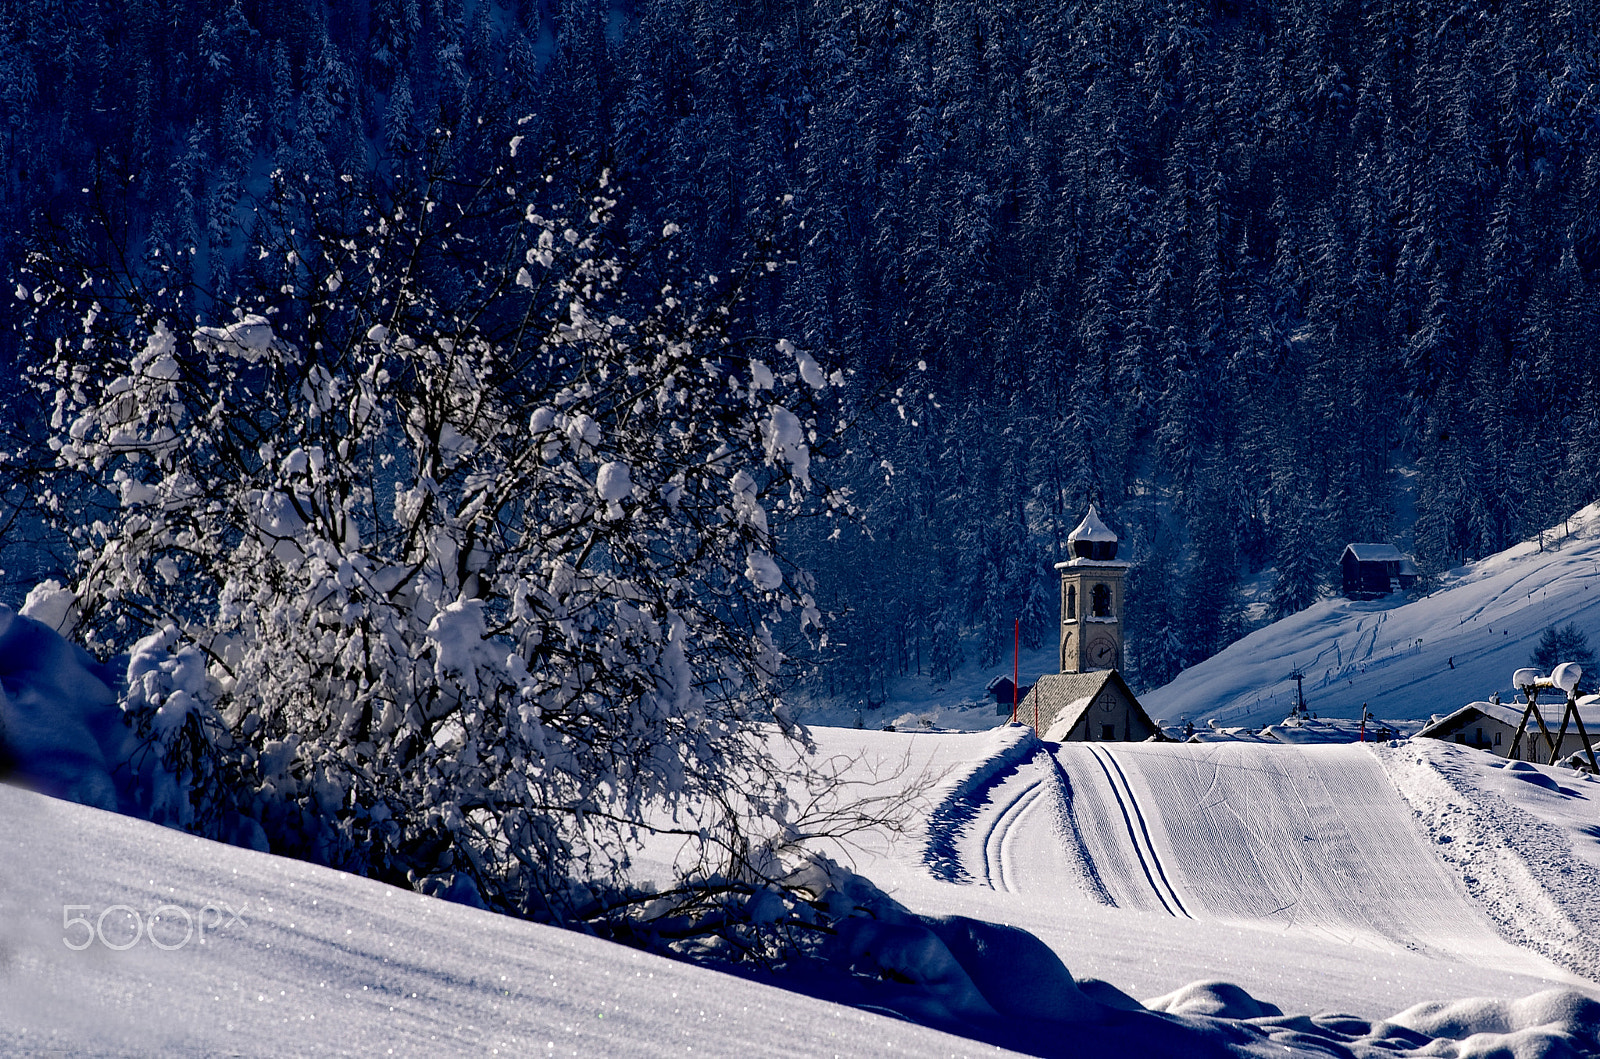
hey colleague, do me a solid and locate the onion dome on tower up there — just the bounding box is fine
[1067,505,1119,562]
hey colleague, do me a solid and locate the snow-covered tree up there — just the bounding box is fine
[18,152,855,929]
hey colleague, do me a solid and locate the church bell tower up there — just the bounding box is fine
[1058,506,1128,673]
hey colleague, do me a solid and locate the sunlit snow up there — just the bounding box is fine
[7,510,1600,1055]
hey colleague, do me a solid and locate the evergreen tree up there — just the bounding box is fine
[1531,624,1598,692]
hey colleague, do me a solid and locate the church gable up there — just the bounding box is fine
[1025,671,1162,743]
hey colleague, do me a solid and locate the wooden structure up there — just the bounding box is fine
[1507,665,1600,770]
[1340,544,1419,599]
[1020,670,1163,742]
[986,675,1032,711]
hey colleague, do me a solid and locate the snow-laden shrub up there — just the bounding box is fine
[18,163,851,922]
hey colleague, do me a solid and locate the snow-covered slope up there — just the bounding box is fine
[879,728,1595,1012]
[0,782,992,1057]
[9,725,1600,1057]
[885,728,1600,1054]
[10,592,1600,1057]
[1144,502,1600,726]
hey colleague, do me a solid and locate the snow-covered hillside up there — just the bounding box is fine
[0,781,991,1057]
[10,723,1600,1056]
[1145,502,1600,727]
[11,573,1600,1055]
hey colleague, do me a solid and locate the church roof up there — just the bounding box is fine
[1067,505,1118,544]
[1021,670,1158,740]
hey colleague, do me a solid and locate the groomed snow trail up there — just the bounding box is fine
[1083,745,1191,918]
[959,745,1114,904]
[982,775,1047,892]
[967,740,1559,976]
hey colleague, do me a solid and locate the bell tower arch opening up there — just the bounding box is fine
[1091,583,1111,618]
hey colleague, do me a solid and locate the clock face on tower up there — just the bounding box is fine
[1087,636,1117,669]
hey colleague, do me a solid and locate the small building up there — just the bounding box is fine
[1018,670,1164,743]
[1417,698,1600,762]
[1340,543,1419,599]
[986,675,1032,712]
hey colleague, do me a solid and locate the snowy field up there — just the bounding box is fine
[0,780,985,1057]
[7,720,1600,1056]
[9,508,1600,1055]
[1144,503,1600,727]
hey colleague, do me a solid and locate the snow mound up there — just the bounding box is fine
[0,604,127,810]
[18,579,78,633]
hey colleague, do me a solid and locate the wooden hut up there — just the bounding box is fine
[986,675,1032,712]
[1340,544,1420,599]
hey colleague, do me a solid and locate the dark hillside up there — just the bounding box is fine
[3,0,1598,693]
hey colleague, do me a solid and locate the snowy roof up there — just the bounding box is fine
[1067,505,1118,544]
[1342,543,1406,562]
[1417,699,1600,737]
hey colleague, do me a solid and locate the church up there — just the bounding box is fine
[1016,507,1165,742]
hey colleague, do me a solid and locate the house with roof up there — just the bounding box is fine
[1340,543,1420,599]
[1417,697,1600,764]
[986,675,1032,713]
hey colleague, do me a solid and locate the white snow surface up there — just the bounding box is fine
[863,727,1597,1012]
[597,459,633,502]
[0,784,985,1057]
[9,597,1600,1054]
[1145,501,1600,726]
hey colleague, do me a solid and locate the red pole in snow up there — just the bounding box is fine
[1012,619,1019,724]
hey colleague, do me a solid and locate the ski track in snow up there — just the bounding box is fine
[982,776,1045,892]
[1083,745,1191,918]
[956,739,1563,980]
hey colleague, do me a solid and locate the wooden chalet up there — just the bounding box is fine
[1340,543,1420,599]
[986,675,1032,712]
